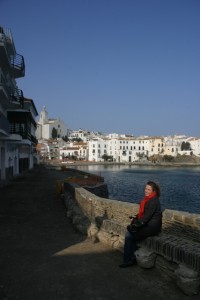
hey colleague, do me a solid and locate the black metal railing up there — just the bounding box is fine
[0,27,25,78]
[9,87,24,107]
[9,124,32,140]
[0,26,15,58]
[10,53,25,78]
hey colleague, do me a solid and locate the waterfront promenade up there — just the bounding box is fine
[0,164,197,300]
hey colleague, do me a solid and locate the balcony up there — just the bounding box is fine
[10,53,25,78]
[9,125,32,140]
[0,70,24,108]
[0,112,10,136]
[0,27,15,66]
[0,27,25,78]
[10,88,24,107]
[0,27,15,51]
[7,111,37,144]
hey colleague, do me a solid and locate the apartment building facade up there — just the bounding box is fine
[0,26,38,182]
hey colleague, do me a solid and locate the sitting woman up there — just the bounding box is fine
[119,181,162,268]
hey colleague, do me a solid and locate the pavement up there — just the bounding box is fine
[0,164,197,300]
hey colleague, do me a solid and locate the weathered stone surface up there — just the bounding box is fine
[175,264,200,296]
[176,276,200,296]
[175,264,199,279]
[135,248,156,269]
[174,264,200,296]
[87,223,99,242]
[155,255,178,280]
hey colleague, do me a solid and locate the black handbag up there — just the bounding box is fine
[127,219,144,234]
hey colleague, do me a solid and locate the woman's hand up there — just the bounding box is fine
[132,220,144,228]
[129,215,137,224]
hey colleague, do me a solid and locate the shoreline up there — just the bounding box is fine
[44,160,200,168]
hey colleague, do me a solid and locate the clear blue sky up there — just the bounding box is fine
[1,0,200,136]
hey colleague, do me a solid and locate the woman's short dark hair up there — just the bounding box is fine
[147,181,160,198]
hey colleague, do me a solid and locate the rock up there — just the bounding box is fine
[135,247,156,269]
[175,264,200,295]
[87,223,99,242]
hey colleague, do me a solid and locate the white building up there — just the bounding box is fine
[178,137,200,157]
[59,142,88,160]
[163,135,187,156]
[88,135,198,163]
[88,138,108,162]
[88,136,151,162]
[69,129,90,142]
[36,106,69,140]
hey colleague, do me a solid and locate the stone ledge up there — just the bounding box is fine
[98,219,200,295]
[63,184,200,296]
[100,219,200,273]
[141,233,200,272]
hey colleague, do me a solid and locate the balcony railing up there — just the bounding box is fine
[10,53,25,78]
[0,27,25,78]
[9,125,32,140]
[0,26,15,56]
[9,87,24,107]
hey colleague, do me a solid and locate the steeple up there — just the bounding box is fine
[39,106,48,124]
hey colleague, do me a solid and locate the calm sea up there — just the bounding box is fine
[74,165,200,214]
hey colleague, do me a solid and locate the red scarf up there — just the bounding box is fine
[138,191,157,219]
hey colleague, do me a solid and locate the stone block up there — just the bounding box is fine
[173,212,183,222]
[135,247,156,269]
[175,264,200,296]
[155,255,178,280]
[87,224,99,242]
[195,217,200,226]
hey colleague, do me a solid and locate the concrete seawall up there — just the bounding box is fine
[63,179,200,296]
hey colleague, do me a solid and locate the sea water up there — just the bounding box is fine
[74,165,200,214]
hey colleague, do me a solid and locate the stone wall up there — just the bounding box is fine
[63,182,200,296]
